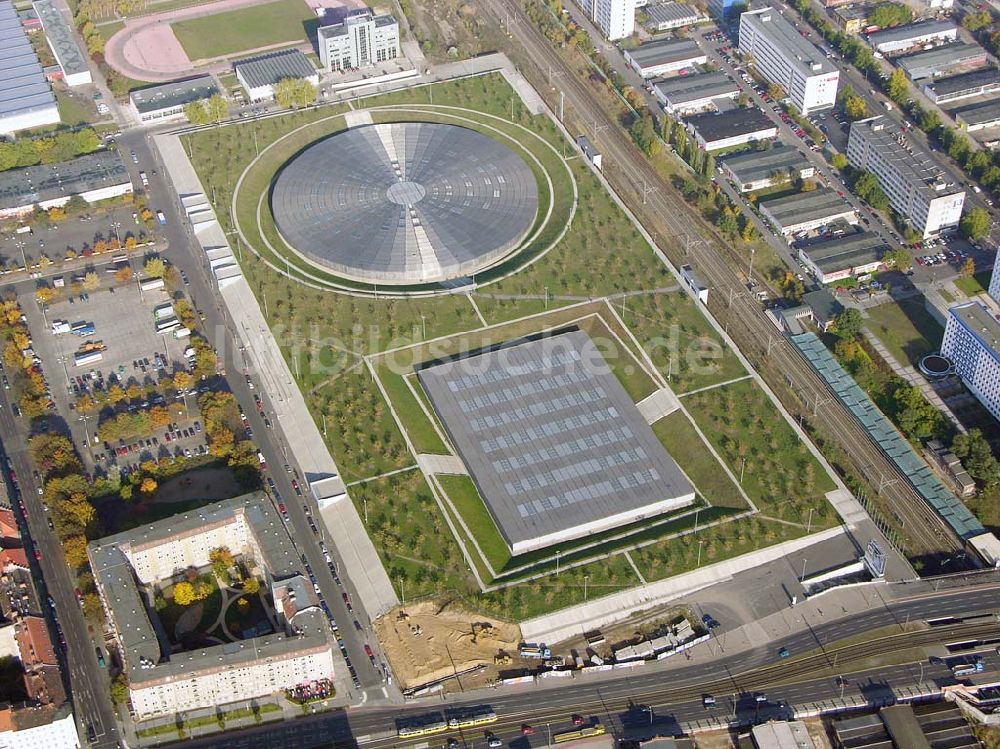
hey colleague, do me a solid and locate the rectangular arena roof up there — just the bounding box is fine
[233,47,317,91]
[417,330,695,554]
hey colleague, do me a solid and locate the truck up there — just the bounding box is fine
[139,276,165,292]
[155,316,180,333]
[882,101,893,111]
[71,322,96,336]
[74,350,103,367]
[519,643,551,659]
[139,171,149,187]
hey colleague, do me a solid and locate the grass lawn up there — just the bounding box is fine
[684,378,836,527]
[171,0,316,60]
[96,20,124,40]
[967,487,1000,535]
[375,366,449,455]
[436,474,510,573]
[865,299,944,366]
[56,90,96,126]
[955,271,992,298]
[652,409,747,510]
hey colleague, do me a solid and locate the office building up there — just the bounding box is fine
[898,43,987,80]
[942,302,1000,423]
[234,48,318,102]
[652,71,739,114]
[417,331,695,554]
[317,8,399,72]
[708,0,738,19]
[0,150,132,219]
[685,108,777,150]
[797,231,886,283]
[644,1,703,31]
[922,68,1000,104]
[955,100,1000,132]
[89,494,335,718]
[721,144,815,191]
[988,257,1000,304]
[759,187,858,236]
[0,0,59,134]
[129,76,220,123]
[573,0,636,40]
[32,0,91,86]
[847,117,965,238]
[738,8,840,114]
[623,37,706,77]
[867,19,957,55]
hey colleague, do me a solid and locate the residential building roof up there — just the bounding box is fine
[0,509,18,540]
[89,493,331,685]
[721,144,813,185]
[0,149,131,212]
[802,288,843,321]
[626,37,704,68]
[646,1,702,27]
[0,0,56,124]
[949,301,1000,358]
[0,548,28,570]
[759,187,855,229]
[129,75,219,114]
[867,19,956,47]
[16,616,56,667]
[897,43,986,77]
[954,99,1000,126]
[850,116,964,202]
[686,107,775,142]
[233,48,316,91]
[740,8,836,76]
[32,0,89,79]
[653,71,739,103]
[798,231,886,273]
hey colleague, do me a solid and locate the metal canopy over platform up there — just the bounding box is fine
[270,122,538,285]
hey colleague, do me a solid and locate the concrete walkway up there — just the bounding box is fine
[636,387,680,424]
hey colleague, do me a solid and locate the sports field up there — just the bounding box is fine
[171,0,315,61]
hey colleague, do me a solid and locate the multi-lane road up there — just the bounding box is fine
[476,0,968,565]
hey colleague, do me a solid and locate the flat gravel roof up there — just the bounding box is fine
[417,330,695,553]
[271,122,538,285]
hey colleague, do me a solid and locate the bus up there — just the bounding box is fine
[554,724,606,743]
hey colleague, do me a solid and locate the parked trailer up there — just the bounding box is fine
[71,322,96,336]
[51,321,71,335]
[153,303,174,321]
[173,327,191,339]
[519,644,552,659]
[139,277,165,292]
[155,317,180,333]
[74,351,103,367]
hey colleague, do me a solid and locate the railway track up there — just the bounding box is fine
[475,0,962,561]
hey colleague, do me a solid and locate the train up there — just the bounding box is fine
[396,708,498,738]
[554,724,606,743]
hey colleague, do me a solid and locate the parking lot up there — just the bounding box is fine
[0,204,147,273]
[23,275,209,473]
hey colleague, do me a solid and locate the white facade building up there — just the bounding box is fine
[738,7,840,115]
[0,709,80,749]
[574,0,636,40]
[317,9,399,72]
[941,302,1000,423]
[989,257,1000,305]
[847,116,965,238]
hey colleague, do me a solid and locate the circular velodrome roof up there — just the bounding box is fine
[270,122,539,285]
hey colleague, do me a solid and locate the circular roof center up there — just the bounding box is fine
[385,180,426,206]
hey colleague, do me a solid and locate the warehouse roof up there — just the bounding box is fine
[130,75,219,114]
[32,0,89,80]
[653,71,738,103]
[0,150,130,212]
[759,187,856,230]
[233,48,316,91]
[925,68,1000,97]
[686,107,775,143]
[646,1,702,27]
[867,19,956,48]
[741,8,836,77]
[897,43,985,78]
[721,144,812,185]
[0,0,56,123]
[417,330,694,552]
[798,231,886,273]
[955,99,1000,126]
[626,38,704,68]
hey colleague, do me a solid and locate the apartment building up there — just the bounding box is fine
[846,116,965,238]
[941,302,1000,423]
[317,8,399,72]
[738,7,840,115]
[573,0,636,40]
